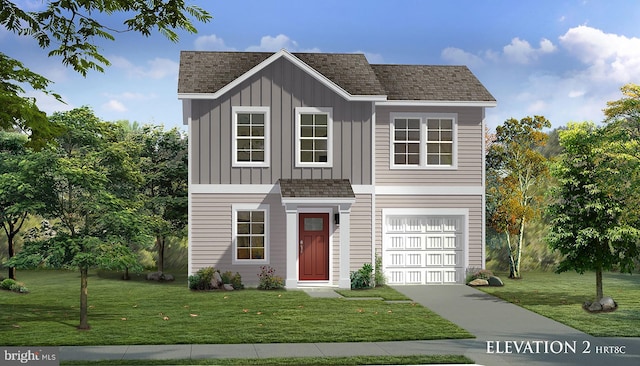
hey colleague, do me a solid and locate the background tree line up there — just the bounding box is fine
[487,83,640,302]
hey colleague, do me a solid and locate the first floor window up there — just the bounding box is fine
[233,204,269,263]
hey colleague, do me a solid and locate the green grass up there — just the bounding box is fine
[335,286,412,300]
[0,270,472,346]
[61,355,474,365]
[478,271,640,337]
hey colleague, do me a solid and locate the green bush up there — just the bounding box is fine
[188,274,203,290]
[257,266,284,290]
[1,278,17,290]
[465,268,494,283]
[1,278,29,293]
[350,263,373,289]
[374,255,386,287]
[221,271,244,290]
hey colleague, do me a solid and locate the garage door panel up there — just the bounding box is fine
[383,214,465,285]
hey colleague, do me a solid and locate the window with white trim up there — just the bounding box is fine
[391,113,457,168]
[232,106,270,167]
[232,204,269,263]
[295,107,333,167]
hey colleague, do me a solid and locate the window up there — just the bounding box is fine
[391,113,457,169]
[233,204,269,264]
[295,107,333,167]
[232,106,270,167]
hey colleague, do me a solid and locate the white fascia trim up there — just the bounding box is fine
[376,100,497,108]
[281,197,356,206]
[382,207,469,217]
[352,185,375,194]
[376,185,483,195]
[191,184,278,194]
[177,49,387,102]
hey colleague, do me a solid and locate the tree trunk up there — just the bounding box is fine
[7,231,16,280]
[156,236,165,273]
[595,268,603,301]
[514,216,526,279]
[123,267,130,280]
[78,266,90,330]
[506,233,517,278]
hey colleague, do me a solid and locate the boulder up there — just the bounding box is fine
[223,283,234,291]
[162,273,175,282]
[210,271,223,289]
[468,278,489,286]
[587,301,602,312]
[487,276,504,286]
[599,297,617,311]
[146,271,162,281]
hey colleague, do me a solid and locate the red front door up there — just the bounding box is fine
[298,213,329,281]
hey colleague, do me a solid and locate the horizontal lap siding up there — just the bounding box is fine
[375,106,484,186]
[189,57,373,185]
[191,193,285,286]
[375,195,483,269]
[330,194,372,283]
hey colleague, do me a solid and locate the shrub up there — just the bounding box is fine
[466,268,494,283]
[350,263,373,289]
[374,254,386,287]
[1,278,17,290]
[188,274,203,290]
[221,271,244,290]
[257,266,284,290]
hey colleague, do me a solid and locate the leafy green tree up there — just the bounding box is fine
[546,122,640,301]
[135,126,188,273]
[7,107,147,329]
[486,116,551,278]
[0,1,210,145]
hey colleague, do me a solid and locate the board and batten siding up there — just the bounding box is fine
[189,57,373,186]
[191,193,286,285]
[375,106,484,186]
[375,195,484,269]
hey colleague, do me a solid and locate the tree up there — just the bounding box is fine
[0,1,210,145]
[135,126,188,273]
[7,107,146,329]
[546,122,640,302]
[486,116,551,278]
[0,132,55,278]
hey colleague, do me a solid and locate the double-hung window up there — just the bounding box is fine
[295,107,333,167]
[232,204,269,264]
[232,106,270,167]
[391,113,457,169]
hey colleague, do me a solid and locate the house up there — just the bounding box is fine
[178,49,496,289]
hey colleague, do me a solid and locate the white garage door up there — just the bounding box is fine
[383,215,465,284]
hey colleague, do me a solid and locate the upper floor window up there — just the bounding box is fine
[232,106,270,167]
[295,107,333,167]
[391,113,457,169]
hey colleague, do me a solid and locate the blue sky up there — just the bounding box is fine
[3,0,640,131]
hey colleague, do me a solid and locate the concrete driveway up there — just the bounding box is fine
[393,284,640,366]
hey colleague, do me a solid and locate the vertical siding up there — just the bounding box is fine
[375,106,484,186]
[191,193,286,286]
[189,57,373,185]
[375,195,483,269]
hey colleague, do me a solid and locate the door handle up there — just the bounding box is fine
[299,240,304,254]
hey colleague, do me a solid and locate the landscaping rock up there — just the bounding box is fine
[599,297,617,311]
[468,278,489,286]
[223,284,234,291]
[162,273,175,281]
[488,276,504,286]
[210,271,223,289]
[146,271,162,281]
[587,301,602,312]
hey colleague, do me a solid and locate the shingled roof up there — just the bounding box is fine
[178,50,495,103]
[279,179,355,198]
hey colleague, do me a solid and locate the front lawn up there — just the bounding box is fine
[0,270,472,346]
[478,271,640,337]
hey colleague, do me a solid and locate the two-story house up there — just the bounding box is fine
[178,49,495,289]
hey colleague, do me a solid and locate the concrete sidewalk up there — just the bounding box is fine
[59,285,640,365]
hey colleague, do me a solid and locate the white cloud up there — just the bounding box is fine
[568,90,586,98]
[503,37,556,64]
[441,47,484,67]
[25,90,74,116]
[194,34,236,51]
[110,56,178,79]
[103,99,127,113]
[245,34,299,52]
[559,25,640,83]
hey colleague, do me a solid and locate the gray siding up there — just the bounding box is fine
[190,57,373,185]
[375,106,484,186]
[191,193,286,286]
[375,195,484,269]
